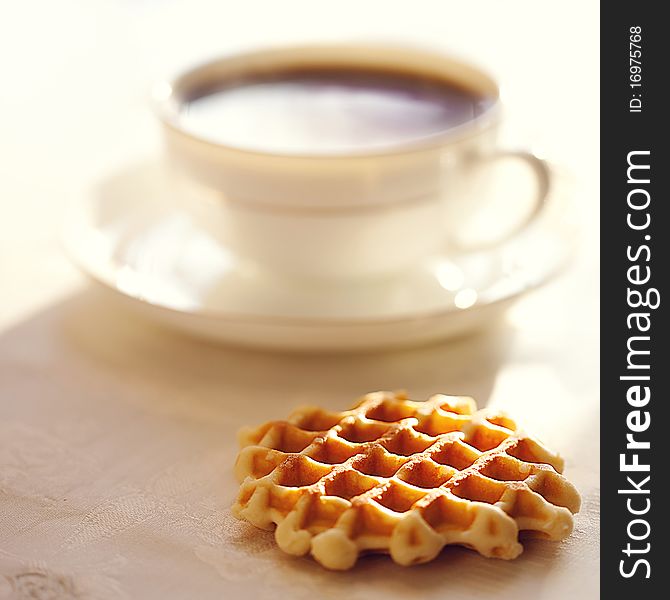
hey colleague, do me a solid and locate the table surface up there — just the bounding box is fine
[0,1,599,598]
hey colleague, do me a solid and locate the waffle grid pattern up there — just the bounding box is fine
[233,392,581,570]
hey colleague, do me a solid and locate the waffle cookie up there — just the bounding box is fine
[232,391,581,570]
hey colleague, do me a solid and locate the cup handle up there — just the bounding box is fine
[455,149,552,251]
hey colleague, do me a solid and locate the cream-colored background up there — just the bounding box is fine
[0,1,599,598]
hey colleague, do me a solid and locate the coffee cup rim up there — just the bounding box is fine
[153,43,502,162]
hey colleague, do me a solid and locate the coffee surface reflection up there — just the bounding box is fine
[180,68,493,155]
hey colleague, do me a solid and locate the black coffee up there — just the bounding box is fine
[179,67,493,155]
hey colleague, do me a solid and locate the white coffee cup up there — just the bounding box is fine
[155,44,551,281]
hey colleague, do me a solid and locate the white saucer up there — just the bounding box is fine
[63,161,577,352]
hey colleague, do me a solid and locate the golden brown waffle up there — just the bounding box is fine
[232,391,581,570]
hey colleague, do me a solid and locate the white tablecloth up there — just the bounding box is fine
[0,1,599,598]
